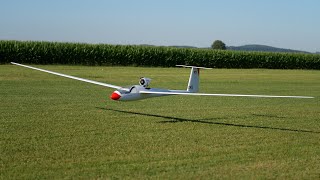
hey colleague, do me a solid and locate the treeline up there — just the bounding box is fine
[0,40,319,69]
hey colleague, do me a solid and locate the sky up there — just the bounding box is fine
[0,0,319,52]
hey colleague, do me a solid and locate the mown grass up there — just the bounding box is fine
[1,65,319,179]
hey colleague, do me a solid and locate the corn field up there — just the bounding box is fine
[1,40,319,69]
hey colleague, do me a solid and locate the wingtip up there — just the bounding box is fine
[11,62,20,65]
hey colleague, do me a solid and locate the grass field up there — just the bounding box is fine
[1,65,319,179]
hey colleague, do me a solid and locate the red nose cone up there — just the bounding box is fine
[110,92,121,100]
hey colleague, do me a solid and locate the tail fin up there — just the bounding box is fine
[176,65,212,93]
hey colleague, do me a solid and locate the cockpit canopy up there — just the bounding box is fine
[139,77,151,87]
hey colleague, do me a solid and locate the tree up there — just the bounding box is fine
[211,40,226,50]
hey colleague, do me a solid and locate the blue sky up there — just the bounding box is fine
[1,0,319,52]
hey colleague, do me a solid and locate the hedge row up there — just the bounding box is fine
[1,40,319,69]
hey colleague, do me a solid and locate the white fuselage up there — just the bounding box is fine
[110,85,187,101]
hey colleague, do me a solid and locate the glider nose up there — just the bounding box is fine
[110,91,121,100]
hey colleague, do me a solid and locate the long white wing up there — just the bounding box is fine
[140,90,314,99]
[11,62,123,89]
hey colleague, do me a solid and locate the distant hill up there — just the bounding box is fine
[140,44,313,54]
[227,44,310,54]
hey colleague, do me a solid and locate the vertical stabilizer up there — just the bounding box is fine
[187,67,199,92]
[176,65,212,93]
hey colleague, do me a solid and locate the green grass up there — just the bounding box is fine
[1,65,319,179]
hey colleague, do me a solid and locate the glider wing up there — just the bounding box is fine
[139,90,314,99]
[11,62,124,90]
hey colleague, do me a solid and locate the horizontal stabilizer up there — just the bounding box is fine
[176,65,212,69]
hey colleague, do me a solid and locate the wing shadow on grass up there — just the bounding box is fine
[251,113,287,119]
[97,107,320,134]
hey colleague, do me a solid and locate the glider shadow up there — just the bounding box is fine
[97,107,319,134]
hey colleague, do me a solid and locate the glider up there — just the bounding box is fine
[11,62,314,101]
